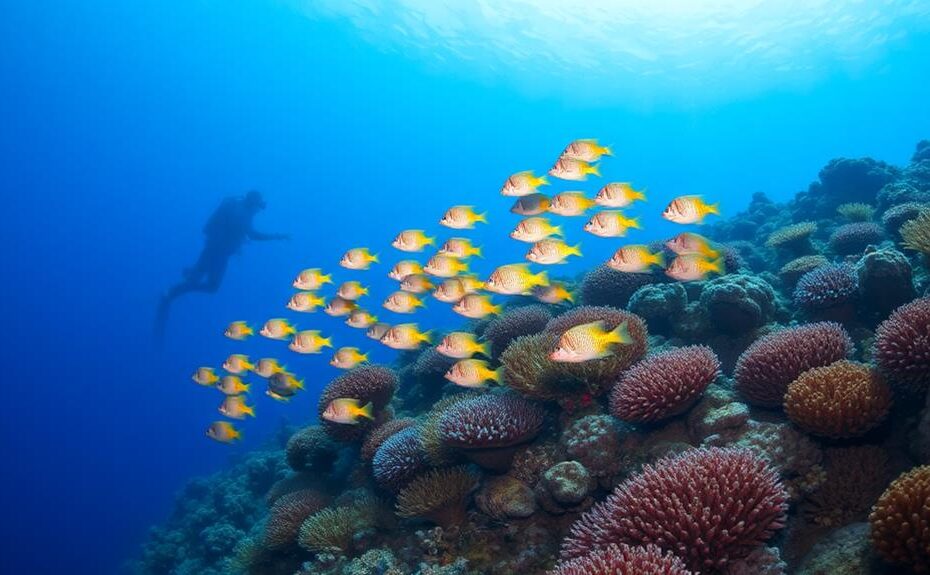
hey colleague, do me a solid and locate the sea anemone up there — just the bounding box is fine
[395,466,479,528]
[550,543,692,575]
[828,222,884,255]
[263,489,329,549]
[579,265,658,308]
[764,222,817,253]
[561,447,788,572]
[784,361,892,439]
[286,425,338,473]
[317,366,398,442]
[869,465,930,572]
[297,504,374,554]
[901,209,930,255]
[793,263,859,321]
[360,418,415,462]
[609,346,720,424]
[734,322,853,407]
[803,446,890,528]
[439,393,546,471]
[500,332,567,402]
[371,427,427,492]
[482,304,553,358]
[837,202,875,222]
[874,297,930,393]
[779,255,828,285]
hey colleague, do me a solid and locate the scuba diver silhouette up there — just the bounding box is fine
[155,190,288,347]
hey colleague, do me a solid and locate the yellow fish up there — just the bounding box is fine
[224,321,253,341]
[330,347,369,369]
[665,255,724,282]
[486,263,549,295]
[400,273,435,294]
[380,323,432,350]
[662,195,720,225]
[268,372,304,397]
[219,395,255,420]
[440,206,487,229]
[526,239,582,265]
[548,158,600,181]
[287,291,325,312]
[548,192,596,216]
[550,320,631,363]
[510,217,563,243]
[346,309,378,329]
[433,278,467,303]
[595,182,647,208]
[366,322,392,341]
[293,268,332,291]
[192,367,219,386]
[510,193,551,216]
[217,375,250,395]
[437,332,491,359]
[665,232,720,259]
[424,254,469,278]
[607,245,666,273]
[459,274,485,293]
[389,260,424,281]
[222,354,254,374]
[325,297,358,317]
[340,247,379,270]
[452,294,501,318]
[253,358,286,379]
[560,139,613,163]
[289,330,333,354]
[533,282,574,304]
[206,421,241,443]
[445,359,502,388]
[439,237,483,259]
[266,389,291,403]
[501,170,549,197]
[584,211,642,238]
[336,281,369,301]
[260,318,297,340]
[322,398,374,425]
[383,291,425,314]
[392,230,436,253]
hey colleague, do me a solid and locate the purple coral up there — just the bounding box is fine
[579,265,658,308]
[372,426,427,492]
[551,543,692,575]
[828,222,884,255]
[793,263,859,321]
[483,304,553,358]
[874,297,930,393]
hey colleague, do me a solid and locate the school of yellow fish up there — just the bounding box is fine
[194,138,723,442]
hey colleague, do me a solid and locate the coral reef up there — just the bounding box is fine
[627,282,687,336]
[869,465,930,572]
[874,296,930,393]
[482,304,552,359]
[793,263,859,321]
[828,222,883,255]
[474,475,537,520]
[550,543,692,575]
[286,426,339,473]
[318,366,398,442]
[765,221,818,255]
[540,461,595,506]
[883,201,930,237]
[698,274,777,334]
[361,418,416,462]
[264,489,330,549]
[837,202,875,222]
[855,247,916,319]
[901,209,930,255]
[560,415,628,478]
[395,466,479,528]
[372,427,427,492]
[578,264,658,308]
[802,446,891,528]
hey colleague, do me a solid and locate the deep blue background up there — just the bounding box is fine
[1,2,928,573]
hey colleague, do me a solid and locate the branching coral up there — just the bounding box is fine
[285,425,338,473]
[765,222,817,253]
[482,304,553,359]
[263,489,329,549]
[874,297,930,393]
[579,264,659,308]
[837,202,875,222]
[561,447,788,572]
[317,366,398,442]
[793,263,859,321]
[360,418,415,462]
[610,346,720,423]
[901,209,930,255]
[372,427,427,492]
[869,465,930,572]
[551,543,693,575]
[784,361,892,439]
[803,446,891,528]
[828,222,884,255]
[734,322,853,407]
[395,466,479,528]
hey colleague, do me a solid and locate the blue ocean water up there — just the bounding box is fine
[2,1,930,573]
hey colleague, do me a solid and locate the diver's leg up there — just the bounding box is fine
[203,257,228,293]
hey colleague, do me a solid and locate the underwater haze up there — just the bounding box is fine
[2,1,930,574]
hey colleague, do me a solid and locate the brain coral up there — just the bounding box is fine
[395,466,479,528]
[734,322,853,407]
[317,366,397,442]
[551,543,692,575]
[482,304,553,358]
[561,447,788,572]
[784,361,892,439]
[855,247,916,318]
[610,346,720,424]
[874,297,930,393]
[371,426,427,492]
[285,425,338,473]
[263,489,329,549]
[438,393,546,470]
[793,264,859,321]
[579,264,658,308]
[698,274,777,334]
[360,418,415,462]
[869,465,930,572]
[828,222,884,255]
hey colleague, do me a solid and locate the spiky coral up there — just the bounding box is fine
[579,265,658,308]
[263,489,329,549]
[418,393,478,466]
[869,465,930,572]
[438,393,546,470]
[395,466,479,528]
[482,304,553,359]
[500,332,569,402]
[901,209,930,255]
[793,263,859,320]
[882,202,929,236]
[874,297,930,393]
[551,543,693,575]
[803,446,891,528]
[610,346,720,423]
[371,426,426,492]
[285,425,338,473]
[784,361,892,439]
[317,366,398,442]
[734,322,853,407]
[837,202,875,222]
[561,448,788,572]
[297,504,373,554]
[360,418,415,462]
[779,255,828,284]
[828,222,884,255]
[764,222,817,252]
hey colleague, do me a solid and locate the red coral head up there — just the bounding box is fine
[874,297,930,394]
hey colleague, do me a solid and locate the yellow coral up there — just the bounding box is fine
[779,255,828,278]
[395,466,478,527]
[765,221,818,249]
[901,209,930,255]
[837,202,874,222]
[297,504,372,553]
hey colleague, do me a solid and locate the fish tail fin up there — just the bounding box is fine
[244,405,255,417]
[606,321,632,345]
[475,212,488,224]
[425,235,436,246]
[360,352,369,363]
[651,251,666,268]
[552,224,564,238]
[704,202,721,216]
[419,330,433,345]
[322,274,333,284]
[536,175,550,186]
[472,246,483,258]
[478,341,491,358]
[627,216,642,230]
[232,428,243,440]
[359,402,375,420]
[570,243,582,257]
[360,286,369,295]
[322,336,333,348]
[564,289,575,303]
[244,325,254,335]
[370,253,380,263]
[491,367,504,384]
[587,163,601,177]
[242,383,251,392]
[416,298,426,308]
[707,257,725,275]
[535,270,550,287]
[458,261,470,274]
[490,303,502,315]
[633,188,647,201]
[601,144,613,157]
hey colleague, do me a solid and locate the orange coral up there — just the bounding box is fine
[869,465,930,572]
[784,361,891,439]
